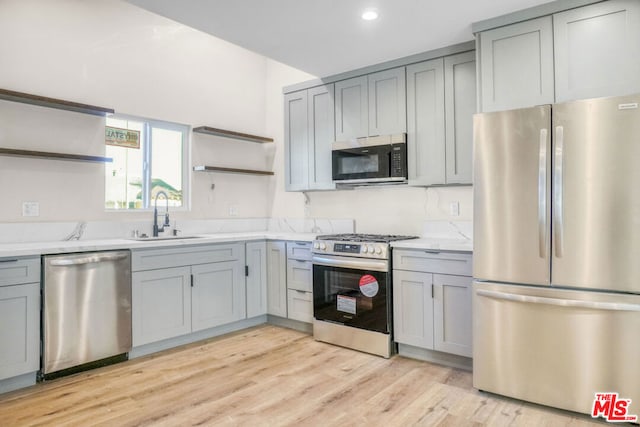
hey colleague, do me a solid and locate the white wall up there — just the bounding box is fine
[0,0,285,223]
[0,0,472,235]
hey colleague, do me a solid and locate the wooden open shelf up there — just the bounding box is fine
[0,148,112,163]
[193,126,273,144]
[193,165,274,176]
[0,88,114,116]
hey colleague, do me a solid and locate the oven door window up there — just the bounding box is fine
[332,145,390,181]
[313,264,389,334]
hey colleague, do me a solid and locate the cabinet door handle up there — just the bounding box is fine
[190,274,194,287]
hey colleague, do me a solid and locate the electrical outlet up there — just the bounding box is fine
[229,205,239,216]
[22,201,39,217]
[449,201,460,217]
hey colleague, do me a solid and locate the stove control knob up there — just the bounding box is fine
[361,245,368,253]
[375,246,382,255]
[366,246,373,254]
[313,242,320,249]
[319,243,326,250]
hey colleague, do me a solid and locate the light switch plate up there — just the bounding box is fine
[449,201,460,217]
[22,201,40,217]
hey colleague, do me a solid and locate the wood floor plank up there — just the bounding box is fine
[0,325,604,427]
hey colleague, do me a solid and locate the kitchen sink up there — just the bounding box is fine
[128,235,203,241]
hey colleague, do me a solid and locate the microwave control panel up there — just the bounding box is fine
[334,243,361,254]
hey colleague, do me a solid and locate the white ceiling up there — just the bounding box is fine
[125,0,553,78]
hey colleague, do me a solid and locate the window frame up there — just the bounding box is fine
[104,114,191,212]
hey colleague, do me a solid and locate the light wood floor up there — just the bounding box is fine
[0,325,604,426]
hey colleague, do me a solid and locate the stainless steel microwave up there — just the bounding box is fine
[332,133,407,185]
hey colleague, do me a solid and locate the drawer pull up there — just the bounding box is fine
[0,259,19,263]
[424,250,441,254]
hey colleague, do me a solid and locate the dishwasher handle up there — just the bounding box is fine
[476,289,640,312]
[49,252,129,266]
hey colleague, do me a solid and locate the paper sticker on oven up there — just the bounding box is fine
[337,295,356,314]
[359,274,379,297]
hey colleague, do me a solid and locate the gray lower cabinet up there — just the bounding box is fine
[131,243,246,347]
[191,260,246,331]
[406,51,475,186]
[478,16,555,112]
[286,241,313,323]
[553,0,640,102]
[266,241,287,317]
[393,270,434,348]
[0,257,40,382]
[393,250,472,358]
[433,274,472,357]
[132,266,191,346]
[246,241,267,318]
[284,85,335,191]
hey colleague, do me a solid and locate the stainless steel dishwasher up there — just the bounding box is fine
[42,250,132,377]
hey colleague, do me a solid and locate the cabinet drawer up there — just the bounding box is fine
[131,243,243,271]
[286,259,312,292]
[0,258,40,287]
[286,241,312,261]
[287,289,313,323]
[393,250,472,276]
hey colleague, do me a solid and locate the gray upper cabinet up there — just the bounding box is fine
[406,52,475,186]
[307,85,336,190]
[444,51,476,184]
[368,67,407,136]
[284,85,335,192]
[479,16,554,112]
[406,58,446,186]
[284,90,309,191]
[335,75,368,141]
[553,0,640,102]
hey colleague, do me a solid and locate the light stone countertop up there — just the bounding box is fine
[390,238,473,252]
[0,232,318,259]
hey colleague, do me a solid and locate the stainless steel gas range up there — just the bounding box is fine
[311,233,418,358]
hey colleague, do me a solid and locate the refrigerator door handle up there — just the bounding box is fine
[554,126,564,258]
[538,128,548,258]
[476,289,640,312]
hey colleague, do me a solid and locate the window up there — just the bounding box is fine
[105,116,189,210]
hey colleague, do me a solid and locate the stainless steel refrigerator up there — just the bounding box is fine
[473,93,640,416]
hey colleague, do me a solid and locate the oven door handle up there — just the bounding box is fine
[312,255,389,272]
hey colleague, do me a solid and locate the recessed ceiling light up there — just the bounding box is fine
[361,9,379,21]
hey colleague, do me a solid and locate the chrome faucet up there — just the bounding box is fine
[152,191,170,237]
